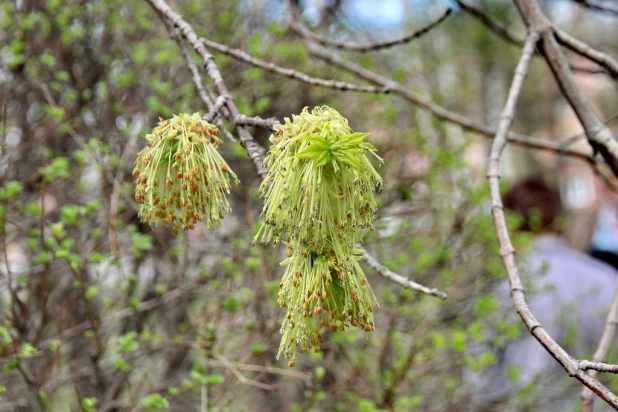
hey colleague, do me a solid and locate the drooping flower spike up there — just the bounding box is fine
[254,106,383,366]
[277,242,378,365]
[255,106,383,252]
[134,113,238,234]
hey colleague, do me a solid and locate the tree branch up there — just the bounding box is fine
[307,41,593,162]
[287,7,453,52]
[168,25,237,142]
[203,95,229,123]
[555,28,618,80]
[487,27,618,410]
[145,0,267,178]
[360,247,447,299]
[201,38,391,94]
[570,0,618,17]
[234,114,280,131]
[514,0,618,176]
[455,0,523,47]
[456,0,615,78]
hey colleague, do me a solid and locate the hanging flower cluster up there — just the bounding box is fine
[134,113,238,234]
[255,106,383,365]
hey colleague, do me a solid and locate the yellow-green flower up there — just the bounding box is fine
[254,106,383,251]
[134,113,238,234]
[277,241,378,364]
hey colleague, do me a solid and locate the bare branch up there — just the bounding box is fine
[455,0,523,47]
[234,114,280,131]
[556,28,618,80]
[145,0,267,178]
[203,95,229,123]
[456,0,613,78]
[288,7,453,52]
[360,247,447,300]
[170,25,237,142]
[307,42,593,162]
[579,361,618,374]
[582,285,618,412]
[212,352,276,391]
[512,1,618,177]
[201,38,391,94]
[487,26,618,409]
[570,0,618,17]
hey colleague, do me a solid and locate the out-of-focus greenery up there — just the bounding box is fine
[1,0,617,411]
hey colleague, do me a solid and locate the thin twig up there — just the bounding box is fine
[201,38,391,94]
[579,361,618,374]
[201,383,208,412]
[287,7,453,52]
[212,352,276,391]
[570,0,618,17]
[582,284,618,412]
[556,28,618,80]
[360,247,447,300]
[234,115,280,131]
[455,0,523,47]
[203,95,229,123]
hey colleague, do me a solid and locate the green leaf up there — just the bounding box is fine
[250,343,267,355]
[82,397,98,412]
[140,393,169,410]
[118,332,140,353]
[21,342,38,357]
[48,340,61,352]
[114,358,131,372]
[0,181,23,200]
[61,204,81,225]
[33,251,53,265]
[41,157,71,181]
[85,286,100,300]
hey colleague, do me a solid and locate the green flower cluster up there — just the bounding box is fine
[255,106,383,251]
[255,106,383,365]
[134,113,238,234]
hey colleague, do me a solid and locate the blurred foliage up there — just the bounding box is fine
[0,0,617,411]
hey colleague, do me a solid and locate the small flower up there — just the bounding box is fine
[254,106,383,251]
[134,113,238,234]
[276,242,378,364]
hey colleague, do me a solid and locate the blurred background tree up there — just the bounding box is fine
[1,0,617,411]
